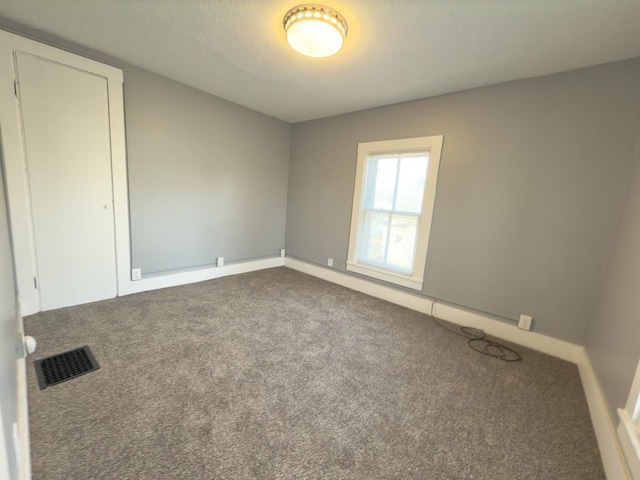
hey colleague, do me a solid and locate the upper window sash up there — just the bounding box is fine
[362,151,429,214]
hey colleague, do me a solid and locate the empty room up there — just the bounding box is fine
[1,1,640,479]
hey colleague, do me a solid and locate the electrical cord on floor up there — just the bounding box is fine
[429,302,522,362]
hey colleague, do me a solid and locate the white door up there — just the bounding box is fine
[16,53,117,310]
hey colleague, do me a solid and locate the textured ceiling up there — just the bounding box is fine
[0,1,639,123]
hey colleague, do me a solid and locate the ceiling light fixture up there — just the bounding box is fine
[283,4,348,58]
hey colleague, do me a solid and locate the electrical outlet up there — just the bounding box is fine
[328,258,334,267]
[217,257,224,267]
[131,268,142,281]
[518,314,533,331]
[280,248,286,258]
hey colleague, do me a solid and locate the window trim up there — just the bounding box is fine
[346,135,444,290]
[618,359,640,479]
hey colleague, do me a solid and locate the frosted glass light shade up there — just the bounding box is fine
[283,4,348,58]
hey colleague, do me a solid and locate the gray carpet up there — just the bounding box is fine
[25,267,604,479]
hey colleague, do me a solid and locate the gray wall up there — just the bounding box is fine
[125,68,290,274]
[585,142,640,419]
[286,58,640,344]
[0,156,18,479]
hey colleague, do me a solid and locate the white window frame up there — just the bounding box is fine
[346,135,443,290]
[618,359,640,479]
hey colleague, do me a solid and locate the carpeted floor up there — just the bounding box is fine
[25,267,604,479]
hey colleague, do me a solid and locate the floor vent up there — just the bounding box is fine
[34,346,100,390]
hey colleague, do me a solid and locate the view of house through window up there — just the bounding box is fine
[347,136,444,290]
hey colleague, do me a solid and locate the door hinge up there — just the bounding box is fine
[14,80,19,99]
[34,277,37,289]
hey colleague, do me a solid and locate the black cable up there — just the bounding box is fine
[429,302,522,362]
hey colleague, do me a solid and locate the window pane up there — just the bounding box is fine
[360,211,389,264]
[395,154,428,213]
[348,136,443,289]
[371,157,397,210]
[386,214,418,272]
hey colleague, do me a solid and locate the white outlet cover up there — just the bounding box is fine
[518,314,533,331]
[131,268,142,281]
[328,258,334,267]
[217,257,224,267]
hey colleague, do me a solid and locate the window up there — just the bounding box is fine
[346,135,443,290]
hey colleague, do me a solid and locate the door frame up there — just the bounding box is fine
[0,29,132,315]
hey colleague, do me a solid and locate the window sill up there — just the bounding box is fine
[346,261,423,291]
[617,408,640,479]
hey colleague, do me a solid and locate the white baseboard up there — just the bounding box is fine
[284,258,581,363]
[16,302,31,480]
[0,405,8,480]
[285,257,430,311]
[577,348,631,479]
[16,357,29,480]
[121,257,284,296]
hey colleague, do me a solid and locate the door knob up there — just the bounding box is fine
[24,335,37,354]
